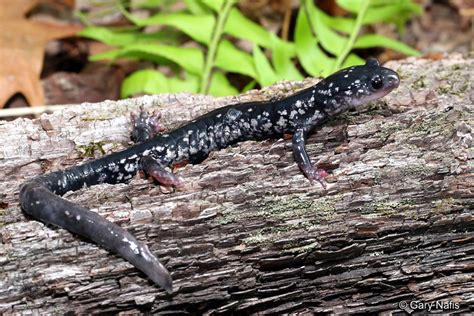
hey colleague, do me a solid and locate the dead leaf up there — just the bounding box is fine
[0,0,82,108]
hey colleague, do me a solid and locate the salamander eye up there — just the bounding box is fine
[371,76,383,90]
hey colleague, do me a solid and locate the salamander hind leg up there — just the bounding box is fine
[292,128,329,189]
[130,106,164,143]
[140,155,184,188]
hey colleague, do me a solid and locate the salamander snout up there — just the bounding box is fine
[381,69,400,90]
[347,66,401,107]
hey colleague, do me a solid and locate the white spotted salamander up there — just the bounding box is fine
[19,59,399,293]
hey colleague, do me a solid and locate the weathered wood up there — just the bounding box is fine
[0,56,473,314]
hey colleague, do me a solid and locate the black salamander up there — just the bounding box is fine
[19,59,399,293]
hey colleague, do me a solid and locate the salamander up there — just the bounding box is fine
[19,59,400,293]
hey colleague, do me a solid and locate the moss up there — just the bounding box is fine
[0,207,5,227]
[226,194,341,247]
[407,110,458,139]
[434,63,469,96]
[283,241,319,253]
[401,164,434,178]
[411,74,426,89]
[436,84,452,94]
[376,122,405,142]
[363,198,417,217]
[80,116,113,121]
[237,194,340,222]
[77,141,106,157]
[243,232,270,245]
[431,197,458,213]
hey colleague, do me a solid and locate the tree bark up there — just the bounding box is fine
[0,56,473,314]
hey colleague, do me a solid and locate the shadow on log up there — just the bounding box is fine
[0,56,473,314]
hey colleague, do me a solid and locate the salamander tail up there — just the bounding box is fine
[19,180,173,292]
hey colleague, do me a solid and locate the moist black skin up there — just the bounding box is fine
[19,59,400,293]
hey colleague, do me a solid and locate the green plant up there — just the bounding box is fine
[79,0,421,98]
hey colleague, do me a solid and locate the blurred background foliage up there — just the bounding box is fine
[78,0,421,98]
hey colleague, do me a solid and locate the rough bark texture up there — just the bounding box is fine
[0,56,473,314]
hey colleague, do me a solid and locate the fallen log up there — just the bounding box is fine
[0,56,472,314]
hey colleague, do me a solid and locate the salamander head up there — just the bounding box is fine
[317,58,400,115]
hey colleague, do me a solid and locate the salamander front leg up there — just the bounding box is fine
[292,128,328,188]
[130,106,164,143]
[140,156,184,188]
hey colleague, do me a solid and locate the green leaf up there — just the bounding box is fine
[121,69,199,98]
[315,9,355,34]
[337,0,422,25]
[200,0,225,11]
[89,49,122,61]
[353,34,421,56]
[252,45,276,86]
[242,80,257,93]
[215,40,257,78]
[79,26,180,47]
[202,1,286,52]
[123,12,215,45]
[341,53,365,68]
[184,0,211,14]
[294,7,335,77]
[79,27,137,46]
[132,0,166,9]
[112,43,205,74]
[208,72,239,96]
[271,34,303,81]
[306,1,347,56]
[223,8,295,56]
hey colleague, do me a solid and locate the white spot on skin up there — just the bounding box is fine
[140,246,152,261]
[318,90,332,96]
[345,90,352,96]
[122,237,140,255]
[124,163,135,172]
[250,119,259,128]
[277,116,287,127]
[290,110,298,119]
[263,122,273,131]
[278,110,287,115]
[76,215,81,221]
[65,211,70,216]
[354,79,360,84]
[344,74,349,78]
[165,148,175,160]
[216,113,222,118]
[247,108,253,112]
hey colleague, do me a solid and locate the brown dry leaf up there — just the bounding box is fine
[0,0,82,108]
